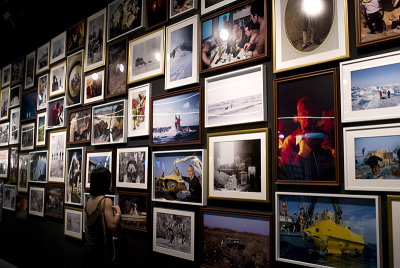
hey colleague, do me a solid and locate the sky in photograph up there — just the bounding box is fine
[153,151,202,179]
[355,135,400,156]
[351,62,400,88]
[171,24,192,50]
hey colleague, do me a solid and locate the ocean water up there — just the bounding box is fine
[152,125,199,144]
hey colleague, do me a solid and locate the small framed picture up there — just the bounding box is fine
[170,0,197,19]
[152,149,207,205]
[388,195,400,268]
[36,42,50,74]
[21,90,37,122]
[150,86,202,146]
[64,207,83,240]
[0,122,9,147]
[9,107,20,145]
[3,184,16,211]
[9,147,18,184]
[45,183,64,218]
[106,38,127,98]
[9,85,21,108]
[66,20,85,55]
[85,149,113,189]
[165,15,199,90]
[153,207,195,261]
[0,149,9,178]
[128,27,165,84]
[29,186,45,217]
[0,87,10,121]
[46,96,66,130]
[201,0,238,15]
[146,0,168,30]
[24,51,36,89]
[65,147,85,206]
[67,106,91,144]
[92,99,127,145]
[119,191,149,232]
[28,150,48,183]
[37,74,48,110]
[16,194,29,220]
[116,147,148,189]
[66,50,83,108]
[49,61,66,98]
[20,122,35,151]
[84,69,105,104]
[11,57,25,86]
[1,64,11,87]
[205,64,266,128]
[50,32,66,65]
[36,112,46,147]
[85,8,107,72]
[48,130,66,183]
[18,153,29,193]
[128,84,150,137]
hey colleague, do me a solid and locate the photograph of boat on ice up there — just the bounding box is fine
[276,192,381,268]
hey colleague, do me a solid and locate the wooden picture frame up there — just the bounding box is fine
[106,38,128,99]
[66,20,85,55]
[146,0,168,30]
[36,42,50,74]
[48,129,67,183]
[118,191,149,232]
[45,183,64,218]
[66,50,83,108]
[67,106,91,145]
[84,8,107,72]
[50,32,67,65]
[170,0,197,19]
[116,147,148,189]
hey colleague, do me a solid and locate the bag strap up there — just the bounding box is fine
[100,198,116,262]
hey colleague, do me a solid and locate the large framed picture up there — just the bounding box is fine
[116,147,148,189]
[46,96,66,130]
[92,99,127,145]
[0,122,9,146]
[18,153,29,193]
[37,74,48,110]
[64,207,83,240]
[85,8,107,72]
[65,147,85,205]
[21,90,37,122]
[205,64,266,128]
[128,84,150,137]
[0,149,8,179]
[119,191,149,232]
[274,69,340,185]
[24,51,36,89]
[152,149,207,205]
[0,87,9,121]
[66,20,85,55]
[170,0,196,18]
[165,15,199,90]
[67,106,91,144]
[45,183,64,218]
[36,42,50,74]
[9,147,18,184]
[11,57,24,86]
[66,50,83,108]
[106,38,127,98]
[9,85,21,108]
[200,0,268,73]
[1,64,11,87]
[201,0,238,15]
[146,0,168,30]
[9,107,20,145]
[340,50,400,123]
[107,0,144,42]
[273,0,349,72]
[84,69,105,104]
[49,61,66,98]
[3,184,16,211]
[36,112,46,147]
[29,186,45,217]
[16,194,29,220]
[388,195,400,268]
[28,150,48,183]
[275,192,382,268]
[85,149,113,189]
[200,208,272,267]
[48,130,66,183]
[153,207,195,261]
[20,122,35,151]
[128,27,165,84]
[150,86,202,146]
[208,128,269,202]
[50,32,66,65]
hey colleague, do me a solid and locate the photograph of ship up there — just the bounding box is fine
[108,0,142,41]
[277,193,379,268]
[152,90,200,145]
[66,148,83,205]
[169,23,193,82]
[119,192,148,231]
[351,62,400,111]
[201,209,271,267]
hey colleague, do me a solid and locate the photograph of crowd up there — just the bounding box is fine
[108,0,143,42]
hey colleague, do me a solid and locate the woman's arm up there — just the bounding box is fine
[104,198,121,231]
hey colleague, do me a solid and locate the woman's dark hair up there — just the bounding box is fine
[90,167,111,196]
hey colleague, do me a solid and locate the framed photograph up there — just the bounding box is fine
[85,8,107,72]
[201,0,238,15]
[49,61,66,97]
[0,149,8,178]
[116,147,148,189]
[128,84,150,137]
[36,112,46,147]
[170,0,197,18]
[274,69,340,185]
[0,87,9,121]
[45,183,64,218]
[205,64,266,128]
[0,181,2,221]
[64,207,83,240]
[84,69,105,104]
[82,192,117,231]
[66,20,85,55]
[9,147,18,184]
[165,15,199,90]
[3,184,16,211]
[36,42,50,74]
[66,50,83,108]
[48,130,66,183]
[24,51,36,89]
[127,27,165,84]
[21,90,37,122]
[153,207,195,261]
[0,122,9,147]
[388,195,400,268]
[150,87,202,146]
[50,32,66,65]
[92,99,127,145]
[18,153,29,192]
[28,150,48,183]
[11,57,24,86]
[9,85,21,108]
[46,96,66,130]
[208,128,269,202]
[85,150,113,189]
[200,208,272,267]
[37,74,48,110]
[67,106,91,144]
[1,64,11,87]
[107,0,144,42]
[16,194,29,220]
[200,0,268,73]
[146,0,168,30]
[275,192,381,268]
[119,191,149,232]
[65,147,84,205]
[29,186,45,217]
[20,122,35,151]
[273,0,349,73]
[106,38,127,98]
[9,107,20,145]
[152,149,206,205]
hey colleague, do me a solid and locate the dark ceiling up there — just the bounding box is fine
[0,0,109,67]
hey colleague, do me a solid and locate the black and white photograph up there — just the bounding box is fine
[1,64,11,87]
[18,153,29,193]
[45,183,64,218]
[9,147,18,184]
[49,62,66,97]
[85,8,106,72]
[67,20,85,54]
[170,0,196,18]
[201,0,238,15]
[28,150,48,183]
[29,186,45,217]
[9,85,21,108]
[106,39,127,98]
[37,74,48,110]
[47,97,66,130]
[66,50,83,107]
[0,122,9,146]
[11,57,24,86]
[153,207,195,261]
[128,28,165,84]
[64,207,83,239]
[65,147,84,205]
[116,147,148,189]
[0,87,9,121]
[24,51,36,89]
[0,149,8,179]
[3,184,16,211]
[50,32,66,64]
[48,130,66,183]
[9,107,20,145]
[20,122,34,151]
[36,42,50,74]
[107,0,144,42]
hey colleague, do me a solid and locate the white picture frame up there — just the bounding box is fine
[64,207,83,240]
[50,31,67,65]
[37,74,48,111]
[9,107,20,145]
[28,150,48,183]
[85,8,107,72]
[9,85,21,109]
[3,184,16,211]
[36,42,50,74]
[128,83,150,137]
[388,195,400,268]
[85,150,113,189]
[29,186,45,217]
[200,0,238,15]
[46,96,66,130]
[65,147,85,206]
[0,87,10,121]
[84,69,105,104]
[49,61,66,98]
[20,122,35,151]
[0,149,9,178]
[36,112,46,147]
[1,64,11,87]
[0,122,9,147]
[116,147,148,189]
[24,51,36,89]
[48,130,67,183]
